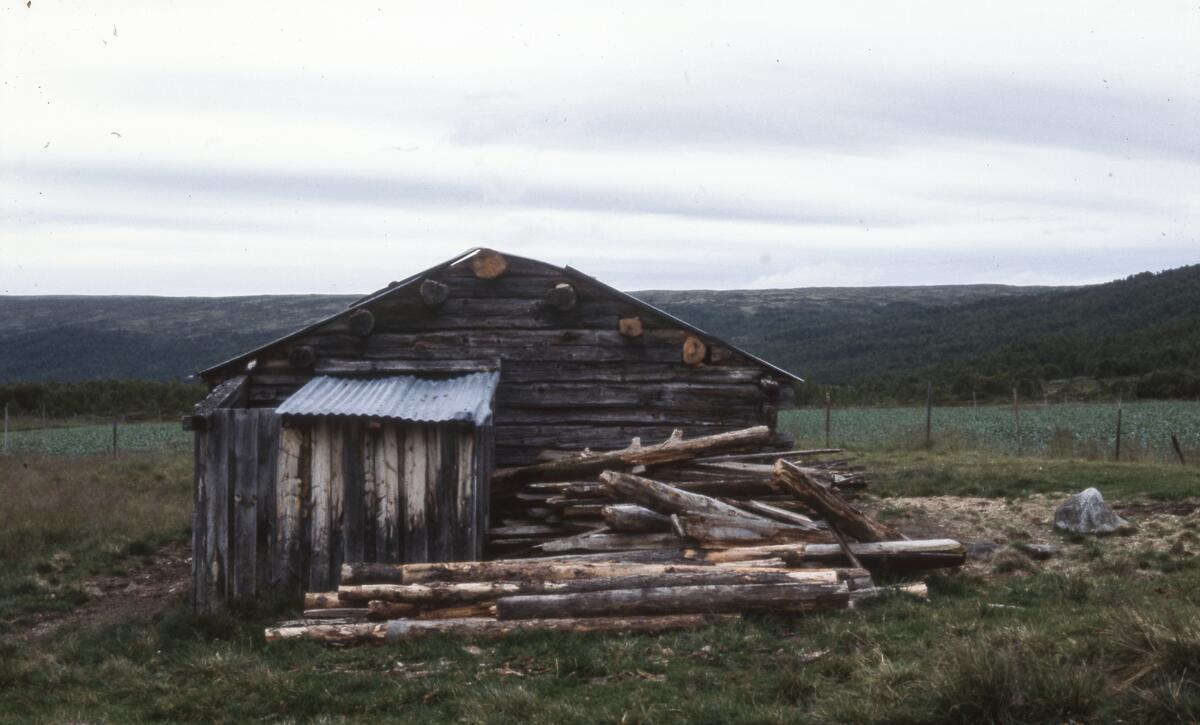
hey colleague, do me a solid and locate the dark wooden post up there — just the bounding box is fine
[824,391,832,448]
[2,402,7,454]
[1013,388,1022,457]
[1171,434,1186,465]
[924,381,933,449]
[112,419,118,456]
[1114,400,1123,462]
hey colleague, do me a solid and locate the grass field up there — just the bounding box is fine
[1,421,190,456]
[783,400,1200,462]
[2,448,1199,722]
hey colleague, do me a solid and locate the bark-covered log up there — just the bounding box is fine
[265,621,387,645]
[496,582,849,620]
[399,559,785,584]
[848,582,928,605]
[492,425,772,486]
[304,591,343,609]
[342,562,406,585]
[773,460,904,542]
[602,504,672,533]
[691,539,966,573]
[675,513,834,547]
[600,471,760,519]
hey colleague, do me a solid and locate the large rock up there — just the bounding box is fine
[1054,488,1130,535]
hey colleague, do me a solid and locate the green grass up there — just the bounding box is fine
[2,421,190,455]
[3,449,1200,722]
[782,400,1200,462]
[0,452,192,626]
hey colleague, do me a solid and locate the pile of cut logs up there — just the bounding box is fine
[266,426,965,645]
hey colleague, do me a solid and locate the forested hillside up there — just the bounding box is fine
[1,264,1197,404]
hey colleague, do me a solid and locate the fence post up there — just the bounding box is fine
[3,402,7,454]
[112,419,118,456]
[1114,399,1123,462]
[1013,388,1022,457]
[824,391,832,448]
[924,381,933,449]
[1171,434,1186,465]
[41,403,47,452]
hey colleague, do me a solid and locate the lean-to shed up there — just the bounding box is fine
[186,249,802,611]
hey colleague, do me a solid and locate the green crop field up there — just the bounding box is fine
[782,400,1200,461]
[1,422,191,456]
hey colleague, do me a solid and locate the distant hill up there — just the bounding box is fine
[2,264,1198,402]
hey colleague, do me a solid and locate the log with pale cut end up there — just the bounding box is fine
[347,308,375,336]
[681,335,707,366]
[496,582,849,620]
[618,316,643,337]
[419,278,450,306]
[302,607,371,619]
[602,504,672,533]
[304,591,343,610]
[600,470,761,519]
[545,283,577,310]
[492,425,772,486]
[470,249,508,279]
[773,460,904,543]
[675,513,835,547]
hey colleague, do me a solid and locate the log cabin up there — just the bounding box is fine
[185,248,802,611]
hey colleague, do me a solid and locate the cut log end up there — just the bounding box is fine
[471,249,508,279]
[546,283,578,311]
[618,316,643,337]
[682,336,707,367]
[347,308,376,336]
[419,278,450,306]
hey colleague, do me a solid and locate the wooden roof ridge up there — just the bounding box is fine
[196,248,804,384]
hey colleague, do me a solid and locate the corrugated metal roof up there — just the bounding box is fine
[276,373,499,426]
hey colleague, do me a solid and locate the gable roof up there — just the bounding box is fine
[198,248,803,384]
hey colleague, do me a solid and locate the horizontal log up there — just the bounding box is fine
[600,471,761,519]
[314,358,499,375]
[675,513,833,547]
[344,569,837,605]
[302,607,371,619]
[366,600,419,619]
[602,504,672,533]
[398,560,783,584]
[692,539,966,573]
[538,532,683,553]
[496,582,849,620]
[303,591,344,609]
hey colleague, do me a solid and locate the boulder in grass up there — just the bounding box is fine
[1053,488,1131,535]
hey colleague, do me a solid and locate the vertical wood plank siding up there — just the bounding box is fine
[192,414,487,612]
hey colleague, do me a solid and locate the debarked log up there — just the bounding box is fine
[689,539,966,573]
[495,582,850,620]
[674,513,835,547]
[602,504,672,533]
[265,615,736,644]
[344,569,839,605]
[599,470,760,519]
[395,559,785,584]
[773,460,904,543]
[537,532,682,553]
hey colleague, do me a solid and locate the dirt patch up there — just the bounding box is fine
[866,494,1200,580]
[13,541,190,641]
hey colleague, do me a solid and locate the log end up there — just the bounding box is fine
[419,278,450,306]
[546,283,578,311]
[618,316,643,337]
[348,308,376,336]
[471,249,508,279]
[682,336,707,367]
[288,345,316,369]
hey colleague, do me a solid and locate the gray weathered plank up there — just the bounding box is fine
[231,410,259,600]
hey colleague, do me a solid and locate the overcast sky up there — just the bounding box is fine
[1,2,1197,295]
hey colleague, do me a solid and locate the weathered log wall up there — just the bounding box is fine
[193,409,489,612]
[234,255,790,465]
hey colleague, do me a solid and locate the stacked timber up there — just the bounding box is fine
[266,429,962,645]
[487,426,867,553]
